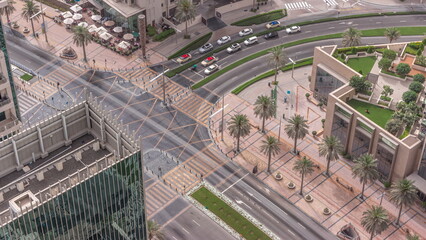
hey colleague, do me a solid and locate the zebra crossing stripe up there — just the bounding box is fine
[285,1,313,10]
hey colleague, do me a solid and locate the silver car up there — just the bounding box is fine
[199,43,213,53]
[227,43,241,53]
[217,36,231,45]
[239,28,253,37]
[204,64,219,75]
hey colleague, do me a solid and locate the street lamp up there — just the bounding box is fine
[288,58,296,79]
[30,5,48,42]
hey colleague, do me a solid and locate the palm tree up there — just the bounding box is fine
[260,135,281,172]
[406,234,420,240]
[351,154,379,200]
[148,220,165,240]
[72,26,92,62]
[0,0,16,26]
[361,205,390,240]
[342,27,362,47]
[284,114,309,154]
[227,114,251,152]
[293,156,315,195]
[175,0,196,38]
[318,135,343,176]
[268,46,286,84]
[21,0,40,37]
[384,27,400,43]
[389,179,418,225]
[254,95,276,133]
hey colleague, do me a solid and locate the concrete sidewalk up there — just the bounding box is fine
[209,66,426,239]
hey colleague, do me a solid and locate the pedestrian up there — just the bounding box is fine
[268,82,271,87]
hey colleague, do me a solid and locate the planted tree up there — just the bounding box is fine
[293,156,315,195]
[175,0,196,38]
[389,179,418,225]
[342,27,362,47]
[382,49,397,61]
[260,135,281,172]
[254,95,276,133]
[413,73,425,83]
[381,85,394,98]
[148,220,165,240]
[349,75,372,94]
[72,26,92,62]
[227,114,251,152]
[406,234,420,240]
[318,135,343,176]
[402,90,418,103]
[409,81,423,94]
[384,27,400,43]
[268,46,286,84]
[415,55,426,67]
[0,0,16,26]
[21,0,40,37]
[284,114,309,154]
[396,63,411,76]
[378,58,392,71]
[361,205,390,240]
[385,118,403,136]
[393,101,421,128]
[351,154,380,199]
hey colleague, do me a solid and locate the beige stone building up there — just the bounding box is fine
[310,45,426,199]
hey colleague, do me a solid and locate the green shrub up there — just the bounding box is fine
[312,131,317,136]
[153,29,176,41]
[367,46,374,53]
[413,73,425,83]
[383,181,391,189]
[402,90,418,103]
[231,9,287,26]
[382,49,397,60]
[409,81,423,93]
[349,75,372,94]
[340,53,346,60]
[408,42,423,50]
[396,63,411,76]
[423,38,426,45]
[20,73,33,81]
[380,95,391,102]
[146,25,157,37]
[378,58,392,70]
[417,48,423,56]
[375,48,387,54]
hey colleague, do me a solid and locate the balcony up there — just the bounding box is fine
[0,115,20,138]
[0,97,10,108]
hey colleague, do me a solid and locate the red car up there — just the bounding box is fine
[201,56,218,66]
[177,54,192,63]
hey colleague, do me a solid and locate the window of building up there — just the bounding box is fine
[376,135,398,180]
[332,114,349,148]
[314,67,344,101]
[0,111,5,122]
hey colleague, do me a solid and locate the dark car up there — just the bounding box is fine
[264,31,278,39]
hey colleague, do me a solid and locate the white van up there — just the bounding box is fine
[244,36,258,46]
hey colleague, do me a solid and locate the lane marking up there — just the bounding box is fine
[192,219,200,226]
[376,22,382,24]
[328,27,335,29]
[172,236,178,240]
[298,222,306,229]
[400,20,407,22]
[211,104,228,117]
[182,228,190,234]
[222,173,249,193]
[305,30,311,33]
[288,230,296,236]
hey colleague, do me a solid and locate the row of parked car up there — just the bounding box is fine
[175,21,302,74]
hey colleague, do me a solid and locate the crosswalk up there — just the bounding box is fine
[118,68,157,81]
[324,0,338,7]
[174,93,213,126]
[145,181,177,217]
[285,1,313,10]
[17,92,40,115]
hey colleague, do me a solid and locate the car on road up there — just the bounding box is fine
[266,21,280,29]
[201,56,218,66]
[198,43,214,53]
[264,31,278,39]
[227,43,241,53]
[176,54,192,63]
[286,26,301,34]
[204,64,219,75]
[239,28,253,37]
[244,36,258,46]
[217,36,231,45]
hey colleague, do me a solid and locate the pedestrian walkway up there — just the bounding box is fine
[117,67,157,81]
[17,92,39,115]
[173,93,213,126]
[145,181,178,218]
[285,2,313,11]
[324,0,339,7]
[162,164,200,193]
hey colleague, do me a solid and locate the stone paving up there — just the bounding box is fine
[209,66,426,239]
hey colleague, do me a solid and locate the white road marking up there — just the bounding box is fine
[264,188,270,195]
[192,220,200,226]
[298,222,306,229]
[182,228,190,234]
[262,209,280,223]
[282,210,288,215]
[352,24,359,26]
[247,192,260,201]
[235,199,253,209]
[172,236,178,240]
[400,20,407,22]
[222,173,249,193]
[328,27,335,29]
[211,104,228,117]
[376,22,382,24]
[305,30,311,33]
[288,230,296,236]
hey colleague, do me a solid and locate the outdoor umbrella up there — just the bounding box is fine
[70,4,82,13]
[100,32,113,41]
[61,11,73,18]
[132,31,139,38]
[117,41,130,50]
[72,13,83,21]
[123,33,133,41]
[91,15,102,21]
[78,22,88,28]
[113,26,123,33]
[63,18,74,25]
[96,26,108,35]
[104,20,115,27]
[87,24,97,33]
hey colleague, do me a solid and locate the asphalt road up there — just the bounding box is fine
[5,14,426,240]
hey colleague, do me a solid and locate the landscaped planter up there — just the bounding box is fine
[323,207,331,215]
[356,92,373,102]
[377,95,392,108]
[304,194,313,202]
[287,181,296,189]
[345,52,376,62]
[274,172,283,181]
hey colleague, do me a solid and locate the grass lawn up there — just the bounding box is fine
[192,187,271,240]
[20,73,33,81]
[231,9,287,26]
[347,99,394,128]
[346,56,377,75]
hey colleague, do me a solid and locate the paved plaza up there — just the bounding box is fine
[209,66,426,239]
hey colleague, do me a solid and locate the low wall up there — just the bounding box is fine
[216,0,252,15]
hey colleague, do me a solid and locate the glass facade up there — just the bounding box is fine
[314,66,345,102]
[351,120,374,159]
[93,0,144,32]
[376,135,398,180]
[332,105,351,147]
[0,152,147,240]
[0,18,20,120]
[418,144,426,180]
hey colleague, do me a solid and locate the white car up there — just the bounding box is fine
[244,36,258,46]
[217,36,231,45]
[204,64,219,75]
[227,43,241,53]
[266,21,280,29]
[286,26,301,34]
[239,28,253,37]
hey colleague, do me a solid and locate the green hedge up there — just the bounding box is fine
[231,9,287,26]
[231,58,313,94]
[168,32,213,60]
[153,29,176,41]
[147,25,157,37]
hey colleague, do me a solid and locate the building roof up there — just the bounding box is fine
[102,0,144,18]
[406,172,426,194]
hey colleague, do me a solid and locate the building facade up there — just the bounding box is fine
[0,91,147,239]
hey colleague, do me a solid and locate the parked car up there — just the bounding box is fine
[244,36,258,46]
[176,54,192,63]
[264,31,278,39]
[201,56,218,66]
[266,21,280,29]
[199,43,213,53]
[217,36,231,45]
[227,43,241,53]
[286,26,301,34]
[204,64,219,75]
[239,28,253,37]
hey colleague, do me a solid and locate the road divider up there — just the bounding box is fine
[231,9,287,26]
[168,32,213,60]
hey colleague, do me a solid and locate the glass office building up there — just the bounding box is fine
[0,151,147,240]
